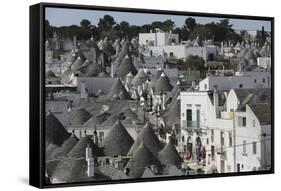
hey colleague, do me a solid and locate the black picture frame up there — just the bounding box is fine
[30,2,274,188]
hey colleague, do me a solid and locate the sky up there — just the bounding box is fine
[46,7,271,31]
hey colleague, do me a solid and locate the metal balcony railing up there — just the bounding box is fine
[182,120,201,129]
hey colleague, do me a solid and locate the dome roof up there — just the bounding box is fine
[103,120,134,156]
[67,134,103,158]
[131,69,149,86]
[116,56,137,78]
[103,78,131,101]
[50,133,79,159]
[127,122,163,156]
[154,73,173,93]
[158,141,182,166]
[126,143,160,178]
[45,113,69,146]
[68,108,92,125]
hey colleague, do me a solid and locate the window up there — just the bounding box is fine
[254,79,257,83]
[238,117,247,127]
[253,142,257,154]
[99,131,104,144]
[196,105,201,128]
[243,140,247,153]
[206,138,209,145]
[211,130,214,143]
[263,78,266,83]
[182,136,185,142]
[253,120,256,127]
[186,109,192,121]
[239,84,243,88]
[204,84,207,90]
[229,132,233,147]
[221,132,224,146]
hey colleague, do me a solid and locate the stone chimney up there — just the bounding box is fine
[93,130,99,145]
[80,81,87,99]
[213,86,219,118]
[111,63,114,78]
[86,144,95,177]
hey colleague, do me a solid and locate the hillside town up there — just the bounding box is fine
[44,16,272,184]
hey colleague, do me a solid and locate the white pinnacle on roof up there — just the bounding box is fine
[160,72,166,77]
[126,71,133,77]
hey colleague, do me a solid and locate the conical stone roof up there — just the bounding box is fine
[61,69,74,84]
[168,81,181,102]
[158,141,182,166]
[126,143,160,178]
[67,134,103,158]
[131,69,149,86]
[121,107,138,120]
[46,70,57,78]
[103,78,131,100]
[164,99,181,129]
[68,108,92,125]
[154,73,173,93]
[127,122,163,156]
[50,133,79,159]
[149,69,163,88]
[237,48,248,59]
[46,143,59,161]
[244,49,256,61]
[103,120,134,156]
[116,56,137,78]
[46,113,69,146]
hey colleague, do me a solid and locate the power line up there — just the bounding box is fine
[181,137,271,155]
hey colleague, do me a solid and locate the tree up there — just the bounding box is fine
[98,15,116,29]
[45,19,53,39]
[80,19,91,29]
[120,21,130,36]
[184,17,196,31]
[178,55,205,78]
[163,19,175,31]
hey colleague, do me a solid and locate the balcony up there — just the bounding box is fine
[217,147,227,160]
[182,120,201,130]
